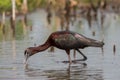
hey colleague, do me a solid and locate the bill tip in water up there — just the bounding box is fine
[23,59,29,69]
[23,58,28,64]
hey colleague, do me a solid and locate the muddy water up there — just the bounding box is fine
[0,9,120,80]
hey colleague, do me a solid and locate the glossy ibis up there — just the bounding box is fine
[24,31,104,64]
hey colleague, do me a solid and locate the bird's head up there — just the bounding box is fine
[24,47,35,64]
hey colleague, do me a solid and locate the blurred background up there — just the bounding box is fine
[0,0,120,80]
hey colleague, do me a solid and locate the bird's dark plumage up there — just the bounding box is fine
[24,31,104,64]
[50,31,104,49]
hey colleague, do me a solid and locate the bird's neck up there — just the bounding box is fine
[32,42,51,54]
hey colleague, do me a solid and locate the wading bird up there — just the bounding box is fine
[24,31,104,64]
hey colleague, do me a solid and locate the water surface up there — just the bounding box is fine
[0,9,120,80]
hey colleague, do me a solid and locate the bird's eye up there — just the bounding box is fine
[24,49,31,56]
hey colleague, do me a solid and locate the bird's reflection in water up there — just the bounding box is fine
[24,62,103,80]
[42,63,87,80]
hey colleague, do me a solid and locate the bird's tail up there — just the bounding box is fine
[89,39,104,47]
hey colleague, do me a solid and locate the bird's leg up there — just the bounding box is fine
[73,49,76,61]
[63,50,72,64]
[66,50,72,64]
[76,49,87,61]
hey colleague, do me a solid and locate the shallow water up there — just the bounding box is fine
[0,9,120,80]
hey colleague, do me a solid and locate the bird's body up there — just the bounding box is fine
[50,31,103,49]
[24,31,104,64]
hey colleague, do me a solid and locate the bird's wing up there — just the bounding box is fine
[74,33,91,44]
[74,33,101,47]
[52,33,79,49]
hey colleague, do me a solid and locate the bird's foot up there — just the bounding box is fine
[62,59,86,64]
[62,61,70,63]
[62,61,76,64]
[75,58,87,61]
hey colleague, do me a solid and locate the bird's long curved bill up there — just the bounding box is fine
[24,55,28,64]
[24,50,29,64]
